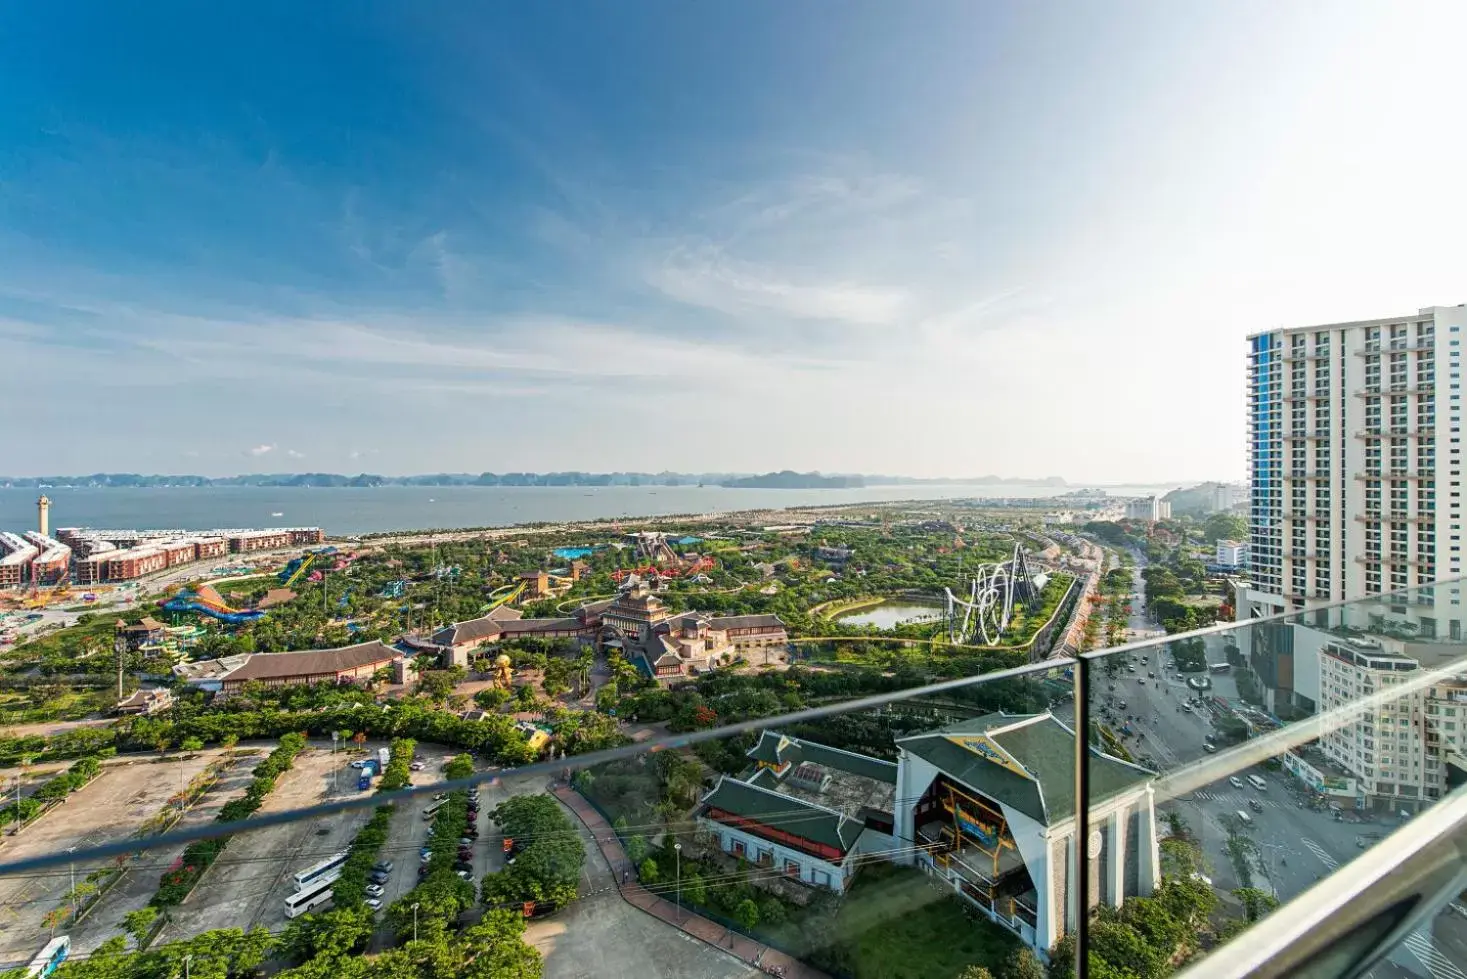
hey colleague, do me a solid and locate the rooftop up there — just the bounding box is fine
[221,640,399,683]
[897,711,1152,825]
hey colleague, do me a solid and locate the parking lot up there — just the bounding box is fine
[157,743,376,943]
[374,742,467,913]
[0,750,236,969]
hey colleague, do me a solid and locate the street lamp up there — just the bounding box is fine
[412,902,420,943]
[184,954,192,979]
[66,846,77,905]
[673,842,682,922]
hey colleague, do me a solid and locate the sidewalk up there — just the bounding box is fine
[553,784,828,979]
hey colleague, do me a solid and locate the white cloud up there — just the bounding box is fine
[285,449,305,459]
[247,444,275,457]
[647,244,908,325]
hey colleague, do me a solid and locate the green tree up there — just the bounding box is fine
[122,906,158,947]
[179,736,205,752]
[733,898,760,931]
[638,858,660,883]
[1002,948,1046,979]
[1233,886,1279,922]
[957,967,996,979]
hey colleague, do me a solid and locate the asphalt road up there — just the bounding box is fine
[1098,620,1467,979]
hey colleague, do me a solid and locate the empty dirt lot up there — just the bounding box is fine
[0,751,235,969]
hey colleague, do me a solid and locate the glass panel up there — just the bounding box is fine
[1080,577,1467,979]
[0,660,1079,979]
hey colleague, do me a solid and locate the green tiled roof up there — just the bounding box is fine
[897,712,1151,825]
[745,731,898,785]
[700,776,863,854]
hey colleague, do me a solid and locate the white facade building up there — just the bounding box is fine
[1124,497,1171,522]
[1246,305,1467,617]
[1216,540,1248,568]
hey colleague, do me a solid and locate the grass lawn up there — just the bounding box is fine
[771,863,1019,979]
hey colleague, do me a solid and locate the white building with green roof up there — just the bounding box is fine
[696,731,899,894]
[893,711,1159,955]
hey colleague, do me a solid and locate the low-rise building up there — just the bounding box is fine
[116,616,169,651]
[173,653,252,692]
[107,546,168,580]
[892,711,1158,955]
[217,639,404,695]
[0,532,39,588]
[698,731,898,894]
[21,532,71,586]
[1216,540,1247,568]
[114,687,174,716]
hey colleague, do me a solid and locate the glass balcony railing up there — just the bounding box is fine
[2,582,1467,979]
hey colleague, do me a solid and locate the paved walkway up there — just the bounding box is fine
[553,785,828,979]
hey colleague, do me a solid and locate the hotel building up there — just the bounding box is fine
[1246,305,1467,617]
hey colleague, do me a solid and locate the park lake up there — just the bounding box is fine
[835,600,945,629]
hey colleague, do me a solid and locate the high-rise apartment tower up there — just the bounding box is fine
[1246,305,1467,618]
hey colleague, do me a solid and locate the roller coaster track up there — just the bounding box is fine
[943,543,1040,645]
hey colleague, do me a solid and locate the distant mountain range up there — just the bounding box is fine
[0,471,1072,489]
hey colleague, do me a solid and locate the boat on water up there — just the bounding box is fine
[271,512,284,517]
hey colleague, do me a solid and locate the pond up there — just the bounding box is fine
[836,601,944,630]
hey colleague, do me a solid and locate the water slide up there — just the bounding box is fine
[479,581,526,613]
[280,553,316,589]
[161,587,267,624]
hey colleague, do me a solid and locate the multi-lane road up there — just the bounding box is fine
[1106,558,1467,979]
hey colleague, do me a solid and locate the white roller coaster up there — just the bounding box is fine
[944,543,1045,645]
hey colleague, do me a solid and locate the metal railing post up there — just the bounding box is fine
[1072,655,1091,979]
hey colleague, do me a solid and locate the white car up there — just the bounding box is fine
[365,898,383,911]
[410,761,426,771]
[1229,776,1244,789]
[365,883,385,897]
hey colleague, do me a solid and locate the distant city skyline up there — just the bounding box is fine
[2,3,1463,479]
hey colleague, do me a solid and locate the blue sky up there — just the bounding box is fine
[3,2,1465,482]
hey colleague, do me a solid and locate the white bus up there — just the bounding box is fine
[1208,662,1233,674]
[1247,774,1267,791]
[422,801,444,821]
[292,850,350,892]
[284,872,340,918]
[26,937,70,979]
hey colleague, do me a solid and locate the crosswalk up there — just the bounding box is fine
[1300,837,1337,871]
[1400,931,1467,979]
[1191,790,1285,811]
[1300,839,1464,979]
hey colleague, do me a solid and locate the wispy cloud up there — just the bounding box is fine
[247,444,275,457]
[647,243,908,325]
[285,448,305,459]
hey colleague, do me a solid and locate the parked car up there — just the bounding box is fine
[1249,799,1265,813]
[456,870,473,882]
[373,860,394,874]
[365,883,386,897]
[1229,776,1245,789]
[365,898,383,911]
[432,793,449,802]
[369,871,390,884]
[1202,743,1217,753]
[459,837,475,846]
[409,761,425,771]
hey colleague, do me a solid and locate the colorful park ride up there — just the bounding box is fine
[161,584,266,624]
[279,554,316,589]
[609,555,715,582]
